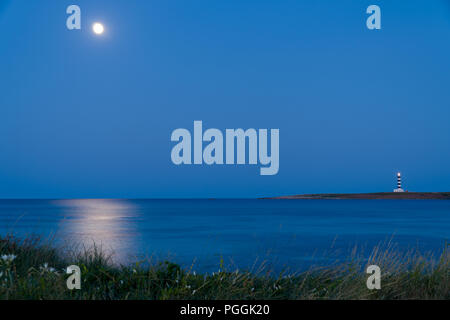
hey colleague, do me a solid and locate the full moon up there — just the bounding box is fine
[92,23,104,35]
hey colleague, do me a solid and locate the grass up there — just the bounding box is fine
[0,235,448,300]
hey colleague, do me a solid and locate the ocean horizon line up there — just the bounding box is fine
[1,191,450,201]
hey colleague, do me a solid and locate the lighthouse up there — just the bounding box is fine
[393,172,404,192]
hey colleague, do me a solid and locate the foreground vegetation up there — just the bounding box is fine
[0,235,448,300]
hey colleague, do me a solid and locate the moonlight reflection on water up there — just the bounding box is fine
[55,199,141,264]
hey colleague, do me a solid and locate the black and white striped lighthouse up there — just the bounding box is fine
[394,172,404,192]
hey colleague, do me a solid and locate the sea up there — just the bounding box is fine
[0,199,449,273]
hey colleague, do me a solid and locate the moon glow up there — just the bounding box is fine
[92,23,104,35]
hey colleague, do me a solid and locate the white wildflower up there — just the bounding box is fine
[1,254,16,262]
[40,263,57,273]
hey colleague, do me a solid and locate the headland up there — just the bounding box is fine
[264,192,450,200]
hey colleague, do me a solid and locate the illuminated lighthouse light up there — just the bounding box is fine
[394,172,405,192]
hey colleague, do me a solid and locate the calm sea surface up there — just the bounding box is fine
[0,199,449,272]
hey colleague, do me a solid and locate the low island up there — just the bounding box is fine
[264,192,450,200]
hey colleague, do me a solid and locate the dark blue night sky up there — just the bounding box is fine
[1,0,449,198]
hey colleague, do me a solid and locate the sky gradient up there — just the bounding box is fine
[1,0,449,198]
